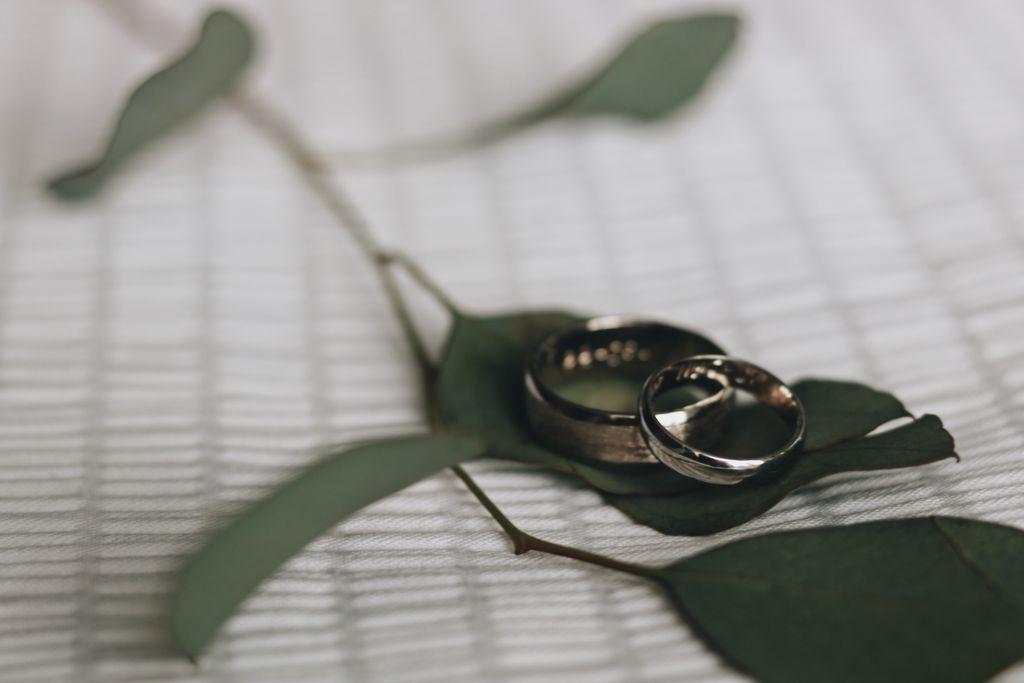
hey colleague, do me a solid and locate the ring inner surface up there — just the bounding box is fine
[651,359,799,458]
[536,323,723,414]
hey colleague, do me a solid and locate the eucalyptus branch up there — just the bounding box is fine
[238,99,655,579]
[72,13,1017,683]
[90,0,658,583]
[451,465,661,579]
[230,96,437,382]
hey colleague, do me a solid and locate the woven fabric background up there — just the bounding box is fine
[2,0,1024,681]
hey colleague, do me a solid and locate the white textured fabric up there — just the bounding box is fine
[1,0,1024,681]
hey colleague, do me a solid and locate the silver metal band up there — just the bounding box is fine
[639,355,805,485]
[524,316,732,464]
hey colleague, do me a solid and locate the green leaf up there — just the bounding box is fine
[516,13,740,125]
[48,10,254,200]
[606,415,955,535]
[659,517,1024,683]
[332,14,739,165]
[436,310,701,496]
[172,434,485,661]
[797,379,909,450]
[436,311,923,499]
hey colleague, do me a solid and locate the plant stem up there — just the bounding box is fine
[451,465,661,579]
[378,251,460,315]
[232,95,439,385]
[242,105,657,579]
[92,0,661,583]
[241,103,663,581]
[328,121,512,168]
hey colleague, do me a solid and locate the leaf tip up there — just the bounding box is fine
[707,10,743,30]
[171,596,204,663]
[182,648,199,666]
[919,413,958,461]
[671,11,743,43]
[205,7,257,61]
[171,564,221,664]
[46,166,102,202]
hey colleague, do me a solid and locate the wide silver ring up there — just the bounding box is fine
[639,355,805,485]
[525,316,733,464]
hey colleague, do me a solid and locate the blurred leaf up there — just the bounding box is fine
[659,517,1024,682]
[606,414,955,535]
[347,13,741,163]
[436,310,929,500]
[515,13,740,125]
[48,10,254,200]
[172,434,485,661]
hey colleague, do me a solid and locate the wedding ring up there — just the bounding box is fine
[525,317,732,464]
[639,355,805,485]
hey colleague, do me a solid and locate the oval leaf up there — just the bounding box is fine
[332,14,740,164]
[436,310,924,499]
[796,378,909,450]
[605,414,956,535]
[436,310,701,495]
[173,434,485,661]
[660,517,1024,682]
[516,13,740,125]
[48,10,254,200]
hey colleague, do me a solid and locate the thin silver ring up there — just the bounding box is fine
[639,355,805,485]
[525,316,733,464]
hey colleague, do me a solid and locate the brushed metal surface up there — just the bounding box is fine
[524,316,733,465]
